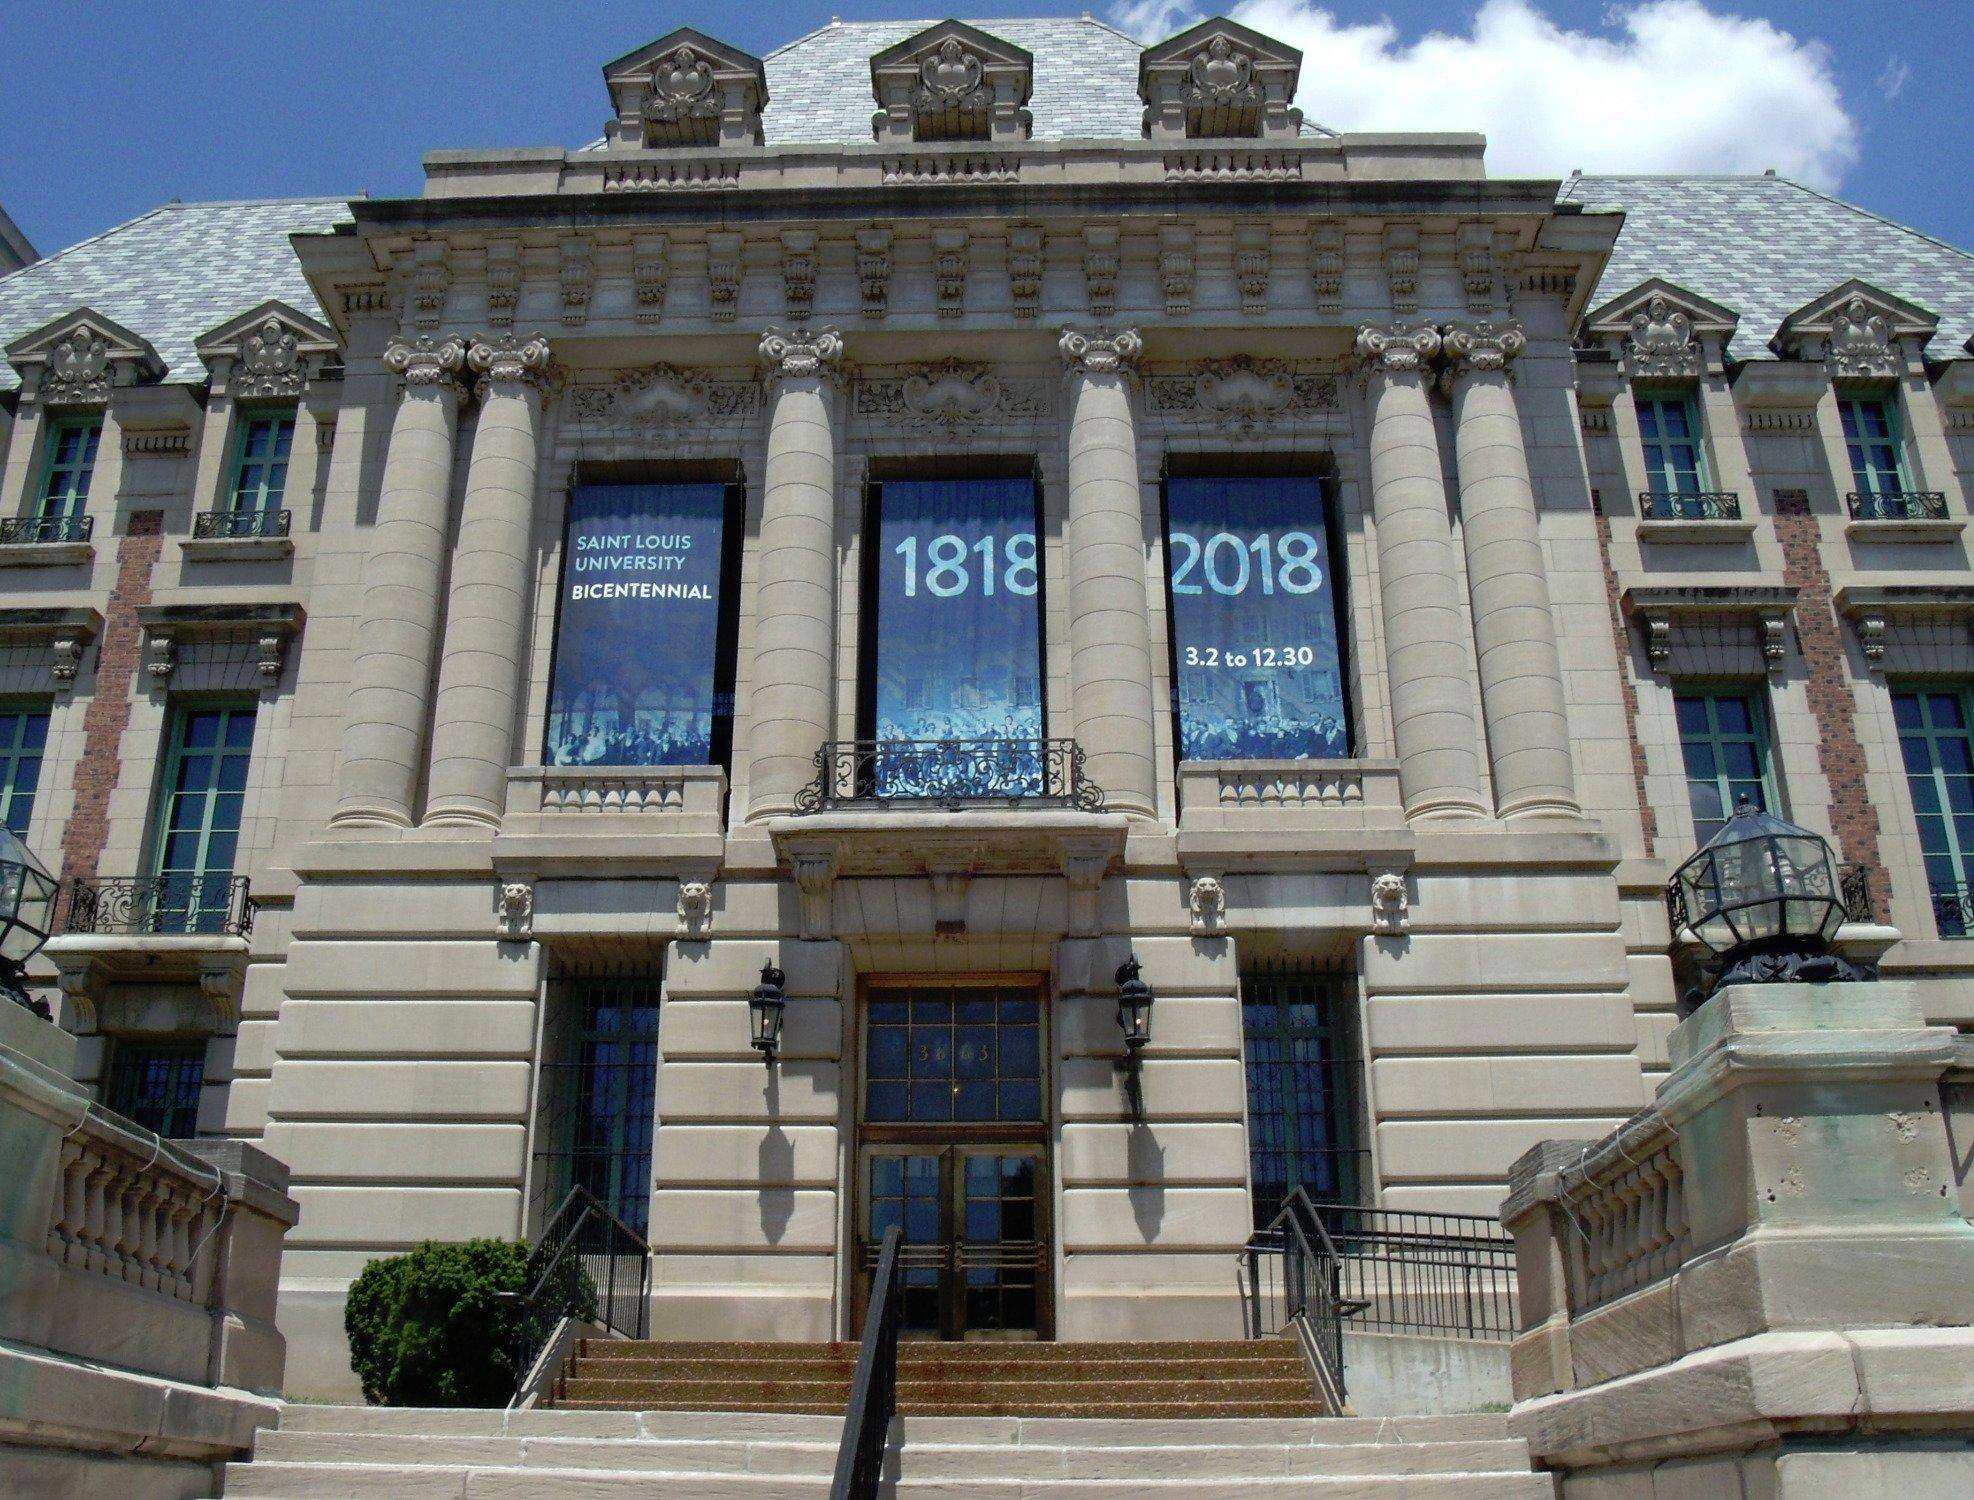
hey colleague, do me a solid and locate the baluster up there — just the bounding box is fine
[133,1178,161,1292]
[82,1153,116,1276]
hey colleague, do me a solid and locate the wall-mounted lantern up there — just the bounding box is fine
[0,829,57,1020]
[749,960,787,1064]
[1114,955,1154,1053]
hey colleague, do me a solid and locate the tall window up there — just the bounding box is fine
[1892,689,1974,938]
[533,976,660,1234]
[107,1041,206,1138]
[1839,396,1907,503]
[1675,691,1774,845]
[1635,395,1706,505]
[229,410,295,515]
[0,706,50,837]
[39,417,101,519]
[1242,964,1365,1230]
[151,704,255,933]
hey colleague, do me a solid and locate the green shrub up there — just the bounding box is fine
[344,1239,530,1407]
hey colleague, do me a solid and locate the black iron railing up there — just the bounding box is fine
[1932,883,1974,939]
[795,737,1106,813]
[0,514,93,545]
[193,507,292,540]
[508,1186,649,1401]
[1246,1186,1347,1403]
[1666,862,1878,936]
[1639,490,1742,521]
[1310,1201,1517,1343]
[1847,490,1948,521]
[64,875,254,938]
[830,1224,902,1500]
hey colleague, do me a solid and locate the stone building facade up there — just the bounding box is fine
[0,16,1971,1400]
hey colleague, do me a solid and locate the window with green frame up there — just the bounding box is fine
[1675,690,1776,845]
[1838,395,1908,501]
[0,706,50,837]
[38,417,102,520]
[1891,687,1974,938]
[149,704,255,934]
[107,1040,206,1138]
[228,409,296,515]
[1635,394,1707,502]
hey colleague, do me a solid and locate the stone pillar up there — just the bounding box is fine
[745,328,843,821]
[332,334,466,828]
[1355,323,1487,819]
[422,335,551,828]
[1442,320,1579,819]
[1058,328,1157,819]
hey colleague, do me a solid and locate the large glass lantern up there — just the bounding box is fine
[749,961,786,1064]
[1114,956,1154,1054]
[0,828,58,1017]
[1670,798,1871,1001]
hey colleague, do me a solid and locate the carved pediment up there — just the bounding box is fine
[565,364,760,444]
[871,21,1033,143]
[1582,278,1739,381]
[196,300,339,399]
[603,28,767,149]
[1770,279,1938,378]
[1140,17,1302,141]
[5,307,165,407]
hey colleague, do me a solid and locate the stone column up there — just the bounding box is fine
[1058,328,1157,819]
[423,335,551,828]
[745,328,843,821]
[1355,323,1487,819]
[333,334,467,828]
[1442,320,1579,819]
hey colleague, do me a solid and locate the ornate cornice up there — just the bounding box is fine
[383,333,467,394]
[1354,321,1440,375]
[759,326,844,383]
[467,334,551,399]
[1059,327,1141,377]
[1441,319,1527,375]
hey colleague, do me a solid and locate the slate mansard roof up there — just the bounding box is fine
[0,197,353,393]
[1565,172,1974,363]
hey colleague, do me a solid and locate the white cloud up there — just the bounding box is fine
[1877,56,1910,102]
[1109,0,1859,189]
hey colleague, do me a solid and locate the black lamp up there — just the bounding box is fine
[1114,955,1154,1054]
[1670,797,1873,1008]
[749,961,787,1064]
[0,828,57,1020]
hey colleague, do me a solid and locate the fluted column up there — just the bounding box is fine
[333,334,467,828]
[1442,320,1578,818]
[1058,328,1157,818]
[423,334,551,828]
[745,327,843,821]
[1355,323,1487,820]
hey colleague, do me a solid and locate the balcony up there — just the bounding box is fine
[0,513,95,567]
[65,875,255,938]
[1932,884,1974,939]
[1844,489,1961,543]
[184,507,294,560]
[45,877,254,1031]
[795,737,1106,814]
[1636,490,1753,544]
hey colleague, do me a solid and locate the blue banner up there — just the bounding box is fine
[1165,475,1349,761]
[545,483,731,766]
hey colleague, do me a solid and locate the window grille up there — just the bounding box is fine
[1241,962,1368,1230]
[107,1041,206,1138]
[531,973,661,1235]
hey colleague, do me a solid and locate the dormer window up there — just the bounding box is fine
[1139,18,1303,141]
[870,22,1033,143]
[602,28,767,150]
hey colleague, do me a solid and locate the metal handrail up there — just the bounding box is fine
[193,507,292,540]
[1308,1199,1517,1342]
[830,1224,902,1500]
[64,874,254,937]
[0,514,93,545]
[795,737,1106,813]
[508,1185,649,1401]
[1246,1186,1347,1402]
[1846,489,1947,521]
[1638,490,1741,521]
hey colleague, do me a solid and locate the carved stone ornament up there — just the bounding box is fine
[782,233,818,319]
[1008,227,1043,320]
[1083,227,1119,320]
[407,244,449,331]
[1159,227,1195,318]
[707,234,742,325]
[676,879,713,936]
[792,852,835,941]
[467,333,551,398]
[568,364,723,436]
[1626,295,1702,379]
[1828,296,1900,379]
[915,38,985,106]
[856,228,893,320]
[760,327,844,383]
[42,329,112,404]
[903,360,1001,425]
[236,317,305,398]
[1059,327,1142,377]
[647,45,719,122]
[934,229,969,320]
[1370,872,1409,935]
[1441,319,1527,376]
[1355,322,1441,375]
[1188,875,1226,937]
[485,240,520,329]
[632,234,668,324]
[1310,223,1344,312]
[497,882,534,942]
[1147,360,1340,431]
[1184,36,1257,105]
[383,334,467,392]
[559,239,594,326]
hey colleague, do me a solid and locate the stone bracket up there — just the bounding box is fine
[136,603,305,684]
[0,607,103,691]
[1621,585,1797,677]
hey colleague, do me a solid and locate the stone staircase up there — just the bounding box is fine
[219,1404,1556,1496]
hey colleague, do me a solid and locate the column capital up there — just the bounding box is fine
[466,333,551,400]
[1354,321,1440,374]
[1058,326,1142,377]
[1441,318,1527,376]
[383,333,467,396]
[759,326,843,384]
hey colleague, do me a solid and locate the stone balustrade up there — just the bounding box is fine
[503,764,728,837]
[1533,1113,1687,1316]
[45,1119,228,1305]
[1177,758,1404,832]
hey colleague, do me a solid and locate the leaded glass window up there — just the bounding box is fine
[864,988,1042,1124]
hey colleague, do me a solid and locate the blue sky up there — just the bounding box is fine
[1,1,1967,256]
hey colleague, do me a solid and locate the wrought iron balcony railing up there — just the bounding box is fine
[64,875,254,938]
[1932,883,1974,939]
[193,507,292,540]
[1667,863,1877,935]
[794,737,1106,813]
[1639,490,1742,522]
[0,514,93,545]
[1846,490,1948,522]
